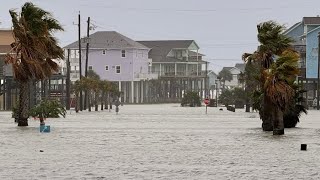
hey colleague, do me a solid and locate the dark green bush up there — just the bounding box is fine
[181,91,201,107]
[29,100,66,119]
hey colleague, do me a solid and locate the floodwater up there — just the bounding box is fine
[1,104,320,180]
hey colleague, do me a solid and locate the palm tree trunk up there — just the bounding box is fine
[245,98,250,112]
[272,107,284,135]
[40,117,45,125]
[18,81,29,126]
[88,92,92,112]
[94,91,98,111]
[105,93,108,110]
[75,92,79,113]
[262,95,273,131]
[101,92,104,110]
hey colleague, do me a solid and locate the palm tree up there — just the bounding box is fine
[218,68,232,90]
[263,50,299,134]
[6,2,64,126]
[100,80,110,110]
[242,21,298,134]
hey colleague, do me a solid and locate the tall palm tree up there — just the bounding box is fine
[6,2,64,126]
[243,21,297,134]
[218,68,232,90]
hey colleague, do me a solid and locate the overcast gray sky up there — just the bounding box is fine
[1,0,320,73]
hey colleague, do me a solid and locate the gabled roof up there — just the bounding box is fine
[64,31,148,49]
[235,63,245,72]
[303,17,320,25]
[222,67,233,71]
[207,70,217,76]
[137,40,201,62]
[284,22,302,35]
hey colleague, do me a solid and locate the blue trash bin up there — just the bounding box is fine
[40,125,50,133]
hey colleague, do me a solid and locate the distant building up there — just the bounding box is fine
[138,40,209,100]
[221,63,245,89]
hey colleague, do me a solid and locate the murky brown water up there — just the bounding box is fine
[1,104,320,179]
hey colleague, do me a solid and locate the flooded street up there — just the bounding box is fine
[1,104,320,179]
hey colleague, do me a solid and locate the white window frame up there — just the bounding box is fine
[121,50,126,58]
[88,66,93,70]
[115,65,121,74]
[105,65,109,71]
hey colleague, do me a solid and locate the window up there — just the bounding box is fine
[116,65,121,74]
[75,50,79,58]
[102,50,106,55]
[88,66,93,70]
[105,65,109,71]
[233,75,237,80]
[121,50,126,57]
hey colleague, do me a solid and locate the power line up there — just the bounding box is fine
[77,4,315,13]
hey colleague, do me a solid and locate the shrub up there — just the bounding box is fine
[181,91,201,107]
[29,100,66,119]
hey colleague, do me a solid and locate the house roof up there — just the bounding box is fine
[303,17,320,25]
[207,70,217,76]
[222,67,233,71]
[137,40,202,62]
[235,63,245,72]
[284,22,302,35]
[64,31,148,49]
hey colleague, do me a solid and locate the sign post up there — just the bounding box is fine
[204,98,209,114]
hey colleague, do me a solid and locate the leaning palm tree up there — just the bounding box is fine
[5,2,64,126]
[243,21,294,132]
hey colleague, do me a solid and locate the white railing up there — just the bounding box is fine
[134,73,159,80]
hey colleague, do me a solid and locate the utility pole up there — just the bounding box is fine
[66,49,71,110]
[84,17,90,110]
[317,32,320,110]
[78,12,83,111]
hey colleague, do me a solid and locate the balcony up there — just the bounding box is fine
[154,71,207,78]
[134,73,159,80]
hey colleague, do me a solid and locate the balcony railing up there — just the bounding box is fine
[134,73,159,80]
[153,71,207,77]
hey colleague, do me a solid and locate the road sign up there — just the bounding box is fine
[204,98,209,105]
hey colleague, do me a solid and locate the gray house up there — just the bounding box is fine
[64,31,158,103]
[138,40,209,101]
[221,63,245,89]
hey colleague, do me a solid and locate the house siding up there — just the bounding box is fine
[79,48,150,82]
[286,23,304,44]
[306,28,320,78]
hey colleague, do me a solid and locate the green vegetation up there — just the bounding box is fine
[181,91,201,107]
[219,87,246,107]
[72,70,120,112]
[29,100,66,125]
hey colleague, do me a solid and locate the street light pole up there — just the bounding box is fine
[317,32,320,110]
